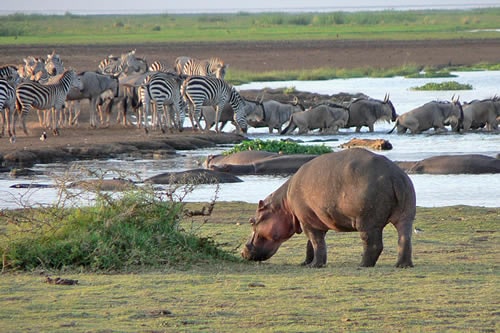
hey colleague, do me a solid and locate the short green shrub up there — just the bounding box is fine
[224,139,333,155]
[1,185,238,272]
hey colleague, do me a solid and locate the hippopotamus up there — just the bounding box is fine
[203,150,279,169]
[395,154,500,174]
[209,154,318,175]
[145,169,243,184]
[241,148,416,268]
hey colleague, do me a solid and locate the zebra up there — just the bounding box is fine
[204,57,226,79]
[0,65,20,84]
[98,50,148,76]
[14,69,82,139]
[0,79,17,138]
[139,72,186,133]
[148,60,176,74]
[174,56,192,75]
[98,55,121,75]
[181,76,247,133]
[45,50,65,76]
[181,57,226,79]
[22,56,50,83]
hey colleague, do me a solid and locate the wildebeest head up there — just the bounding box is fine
[241,199,300,261]
[450,95,464,132]
[384,93,398,121]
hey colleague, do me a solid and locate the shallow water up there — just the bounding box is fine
[1,71,499,209]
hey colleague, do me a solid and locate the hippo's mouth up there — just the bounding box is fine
[241,243,275,261]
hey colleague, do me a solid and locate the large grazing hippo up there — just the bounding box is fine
[241,148,416,268]
[395,154,500,174]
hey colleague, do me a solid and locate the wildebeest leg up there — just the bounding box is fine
[301,226,327,268]
[394,220,414,268]
[359,228,383,267]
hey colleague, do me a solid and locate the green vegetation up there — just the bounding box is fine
[0,184,236,272]
[223,139,333,155]
[411,81,473,91]
[0,203,498,332]
[0,8,500,45]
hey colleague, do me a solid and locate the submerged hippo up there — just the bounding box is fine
[395,154,500,174]
[241,148,416,268]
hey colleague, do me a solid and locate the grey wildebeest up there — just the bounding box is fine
[65,71,120,128]
[241,148,416,268]
[280,103,349,135]
[461,97,500,131]
[344,94,397,132]
[246,98,305,133]
[389,97,463,134]
[200,99,263,132]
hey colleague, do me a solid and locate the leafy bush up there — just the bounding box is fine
[224,139,333,155]
[411,81,473,91]
[1,184,237,272]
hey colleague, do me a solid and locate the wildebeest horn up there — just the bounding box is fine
[260,94,264,103]
[384,93,389,103]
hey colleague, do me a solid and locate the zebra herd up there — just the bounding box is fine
[0,49,248,142]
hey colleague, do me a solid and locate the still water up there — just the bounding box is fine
[1,71,499,209]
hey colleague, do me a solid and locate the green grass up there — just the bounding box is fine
[1,8,500,45]
[411,81,474,91]
[0,204,498,332]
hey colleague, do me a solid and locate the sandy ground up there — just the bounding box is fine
[1,38,499,157]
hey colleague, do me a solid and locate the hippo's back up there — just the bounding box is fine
[287,148,415,230]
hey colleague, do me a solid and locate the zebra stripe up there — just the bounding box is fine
[14,70,80,137]
[181,76,247,133]
[0,79,16,138]
[45,51,65,76]
[140,72,186,133]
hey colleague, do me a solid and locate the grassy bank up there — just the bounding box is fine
[0,202,498,332]
[1,8,500,45]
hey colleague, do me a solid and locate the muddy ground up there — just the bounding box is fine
[1,39,499,167]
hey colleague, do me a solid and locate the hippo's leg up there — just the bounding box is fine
[394,220,414,268]
[302,240,314,266]
[359,228,383,267]
[301,226,327,268]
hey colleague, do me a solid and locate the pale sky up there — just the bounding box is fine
[3,0,500,14]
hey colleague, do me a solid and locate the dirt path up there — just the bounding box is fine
[2,39,500,72]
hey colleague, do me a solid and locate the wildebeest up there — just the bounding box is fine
[65,71,120,128]
[241,148,416,268]
[390,97,463,134]
[246,98,305,133]
[200,99,263,132]
[344,94,397,132]
[280,103,349,135]
[461,97,500,131]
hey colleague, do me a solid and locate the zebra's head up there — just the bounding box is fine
[230,88,248,133]
[45,51,64,76]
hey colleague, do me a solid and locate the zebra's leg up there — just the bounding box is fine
[51,107,60,136]
[36,109,44,127]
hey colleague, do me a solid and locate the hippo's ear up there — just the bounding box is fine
[258,200,266,210]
